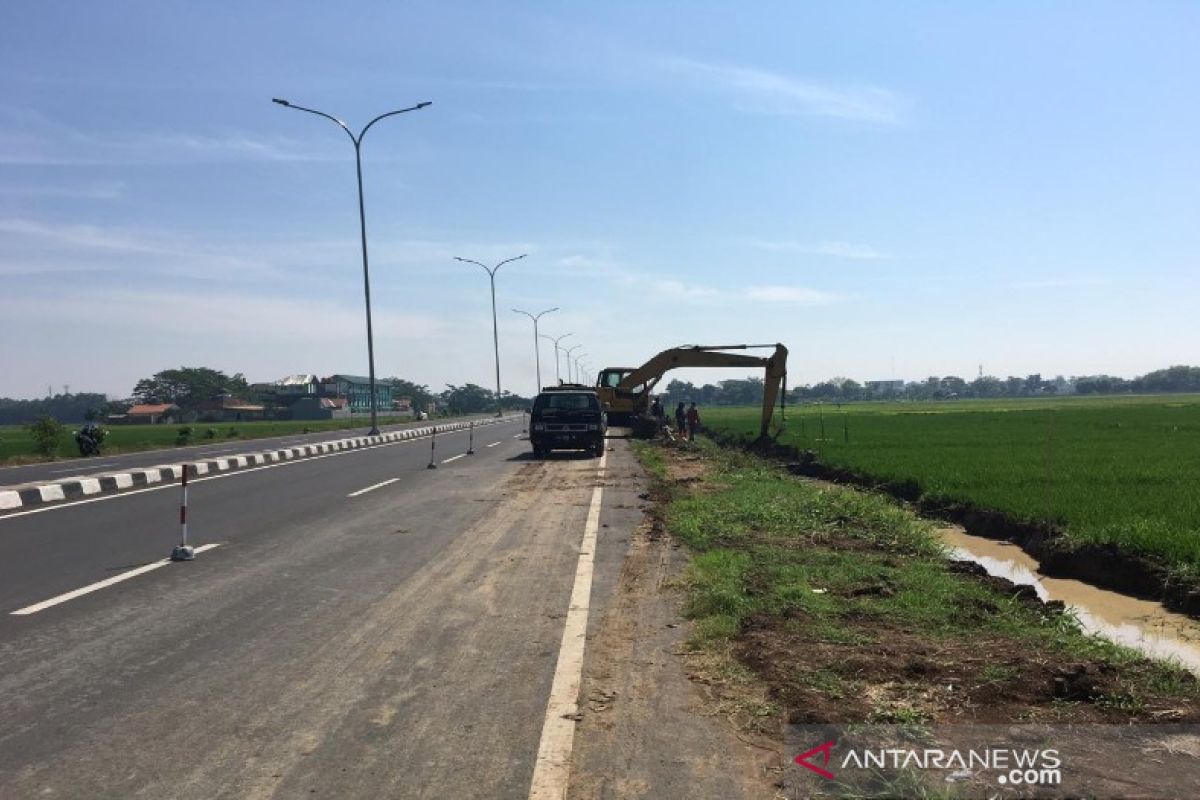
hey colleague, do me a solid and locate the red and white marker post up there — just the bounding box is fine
[171,466,195,561]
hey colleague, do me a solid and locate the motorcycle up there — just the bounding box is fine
[73,422,108,456]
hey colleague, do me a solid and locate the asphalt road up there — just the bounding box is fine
[0,416,646,798]
[0,413,515,488]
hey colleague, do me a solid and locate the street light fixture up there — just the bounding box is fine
[564,344,583,384]
[539,332,573,385]
[272,97,431,435]
[513,307,558,396]
[454,254,527,416]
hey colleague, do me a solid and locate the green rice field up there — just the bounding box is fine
[0,415,445,464]
[703,395,1200,576]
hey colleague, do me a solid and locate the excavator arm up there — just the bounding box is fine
[613,343,788,439]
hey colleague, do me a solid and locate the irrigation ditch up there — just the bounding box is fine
[712,431,1200,619]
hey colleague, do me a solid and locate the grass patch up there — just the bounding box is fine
[635,438,1200,727]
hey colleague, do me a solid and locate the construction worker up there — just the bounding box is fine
[650,396,667,435]
[686,402,701,442]
[675,401,687,436]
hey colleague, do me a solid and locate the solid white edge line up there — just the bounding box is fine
[0,421,518,522]
[528,449,607,799]
[346,477,400,498]
[441,454,467,464]
[11,543,222,616]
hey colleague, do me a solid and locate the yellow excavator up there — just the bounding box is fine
[594,343,788,440]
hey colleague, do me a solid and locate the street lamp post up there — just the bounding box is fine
[572,353,588,386]
[272,97,431,435]
[513,307,558,396]
[539,332,573,385]
[455,255,527,416]
[564,344,583,384]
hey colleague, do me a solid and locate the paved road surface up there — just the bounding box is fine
[0,417,651,798]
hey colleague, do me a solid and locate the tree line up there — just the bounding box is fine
[8,364,1197,425]
[661,365,1200,406]
[1,367,532,424]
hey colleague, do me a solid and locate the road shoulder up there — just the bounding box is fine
[568,452,781,799]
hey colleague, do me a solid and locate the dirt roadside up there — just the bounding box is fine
[567,483,782,798]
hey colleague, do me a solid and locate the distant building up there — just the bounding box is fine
[865,379,905,396]
[290,396,350,421]
[320,375,393,413]
[125,403,181,425]
[194,396,266,422]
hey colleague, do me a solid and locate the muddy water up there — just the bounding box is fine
[939,526,1200,674]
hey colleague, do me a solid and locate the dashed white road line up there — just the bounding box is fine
[528,449,607,799]
[347,477,400,497]
[486,441,502,448]
[441,454,466,464]
[10,543,223,616]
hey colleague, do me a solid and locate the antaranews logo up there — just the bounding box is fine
[794,741,836,780]
[793,737,1063,789]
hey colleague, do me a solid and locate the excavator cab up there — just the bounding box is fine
[596,368,655,425]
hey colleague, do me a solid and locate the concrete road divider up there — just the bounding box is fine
[0,417,513,514]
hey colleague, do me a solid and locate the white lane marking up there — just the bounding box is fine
[486,442,501,448]
[10,543,222,616]
[513,434,522,438]
[441,454,466,464]
[0,422,517,522]
[528,449,607,799]
[48,462,116,475]
[347,477,399,497]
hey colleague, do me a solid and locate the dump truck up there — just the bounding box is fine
[594,343,788,440]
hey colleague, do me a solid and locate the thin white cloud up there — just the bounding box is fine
[657,57,909,125]
[0,288,446,343]
[0,181,126,200]
[652,279,720,300]
[0,107,338,165]
[742,286,840,305]
[750,240,892,260]
[0,217,283,280]
[1010,277,1110,289]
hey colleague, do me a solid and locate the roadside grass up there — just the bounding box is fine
[0,415,479,465]
[635,439,1200,728]
[704,396,1200,577]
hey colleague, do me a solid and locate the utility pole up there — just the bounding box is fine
[272,97,432,435]
[455,254,527,416]
[513,307,558,396]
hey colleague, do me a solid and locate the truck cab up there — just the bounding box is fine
[530,389,607,458]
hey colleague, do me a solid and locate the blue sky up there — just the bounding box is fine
[2,2,1197,400]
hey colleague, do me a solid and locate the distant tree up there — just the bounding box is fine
[498,390,532,411]
[26,415,64,457]
[386,378,436,413]
[0,392,108,425]
[1137,365,1200,393]
[941,376,968,397]
[132,367,250,411]
[441,383,494,414]
[970,376,1004,398]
